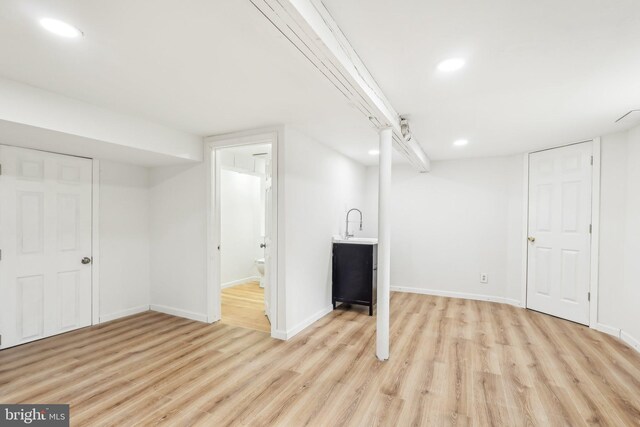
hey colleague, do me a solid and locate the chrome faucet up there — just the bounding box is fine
[345,208,363,239]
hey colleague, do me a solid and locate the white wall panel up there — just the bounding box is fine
[17,275,44,340]
[98,160,152,321]
[59,271,79,329]
[365,155,524,304]
[18,192,44,254]
[282,127,369,335]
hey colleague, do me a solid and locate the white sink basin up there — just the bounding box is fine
[332,237,378,245]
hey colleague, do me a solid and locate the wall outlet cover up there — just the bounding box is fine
[480,273,488,283]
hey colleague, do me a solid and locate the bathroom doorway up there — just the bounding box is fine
[205,130,279,337]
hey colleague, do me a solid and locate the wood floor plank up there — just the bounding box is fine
[1,293,639,426]
[221,281,271,333]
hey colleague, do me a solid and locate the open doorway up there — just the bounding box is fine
[218,144,271,332]
[206,130,279,337]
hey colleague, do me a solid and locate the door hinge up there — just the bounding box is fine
[590,156,594,165]
[588,292,591,302]
[589,224,592,234]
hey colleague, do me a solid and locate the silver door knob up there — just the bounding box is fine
[81,257,92,264]
[527,236,536,243]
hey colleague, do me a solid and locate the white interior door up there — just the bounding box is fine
[0,145,93,349]
[527,142,592,325]
[263,159,272,322]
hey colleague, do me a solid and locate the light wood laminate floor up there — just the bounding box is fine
[1,292,639,426]
[221,281,271,333]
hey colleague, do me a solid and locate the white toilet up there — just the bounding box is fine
[255,258,265,287]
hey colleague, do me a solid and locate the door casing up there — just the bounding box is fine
[205,128,281,338]
[522,138,601,327]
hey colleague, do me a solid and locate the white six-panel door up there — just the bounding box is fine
[527,142,592,325]
[0,145,92,349]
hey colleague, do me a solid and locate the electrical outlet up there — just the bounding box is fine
[480,273,488,284]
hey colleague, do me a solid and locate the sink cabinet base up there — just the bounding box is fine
[331,243,378,317]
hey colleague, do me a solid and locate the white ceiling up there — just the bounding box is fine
[2,1,639,166]
[0,0,381,165]
[324,0,640,159]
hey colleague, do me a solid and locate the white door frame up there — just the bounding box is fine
[91,159,101,325]
[521,138,601,327]
[0,144,101,350]
[204,128,281,338]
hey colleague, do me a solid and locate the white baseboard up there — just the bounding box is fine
[391,285,522,307]
[150,304,208,323]
[99,305,150,323]
[277,305,333,340]
[272,329,287,340]
[221,276,261,289]
[621,331,640,352]
[592,323,621,338]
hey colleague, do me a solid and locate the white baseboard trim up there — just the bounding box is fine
[621,331,640,352]
[222,276,261,289]
[272,329,287,340]
[592,323,621,338]
[150,304,208,323]
[99,305,150,323]
[391,286,522,307]
[278,305,333,340]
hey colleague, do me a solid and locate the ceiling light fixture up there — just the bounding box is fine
[437,58,465,72]
[39,18,83,38]
[453,139,468,147]
[368,149,380,156]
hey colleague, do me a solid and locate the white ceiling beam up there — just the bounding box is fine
[251,0,431,172]
[0,77,203,163]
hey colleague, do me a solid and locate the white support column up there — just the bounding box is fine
[376,127,392,361]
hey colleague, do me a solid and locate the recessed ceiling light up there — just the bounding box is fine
[453,139,469,147]
[437,58,465,72]
[39,18,82,38]
[368,149,380,156]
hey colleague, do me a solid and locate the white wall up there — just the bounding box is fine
[598,132,628,331]
[359,130,639,351]
[365,156,524,304]
[599,125,640,350]
[88,123,639,353]
[98,161,151,321]
[281,127,370,336]
[220,169,263,286]
[149,163,208,321]
[93,125,640,353]
[622,125,640,348]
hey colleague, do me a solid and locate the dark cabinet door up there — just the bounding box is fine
[332,244,373,304]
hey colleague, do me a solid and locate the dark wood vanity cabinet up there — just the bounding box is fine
[332,243,377,316]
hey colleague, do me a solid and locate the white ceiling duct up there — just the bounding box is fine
[615,110,640,125]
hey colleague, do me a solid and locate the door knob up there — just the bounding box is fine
[81,257,92,264]
[527,237,536,243]
[260,243,266,248]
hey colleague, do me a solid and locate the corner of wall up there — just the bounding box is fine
[621,331,640,353]
[282,305,333,340]
[100,305,150,324]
